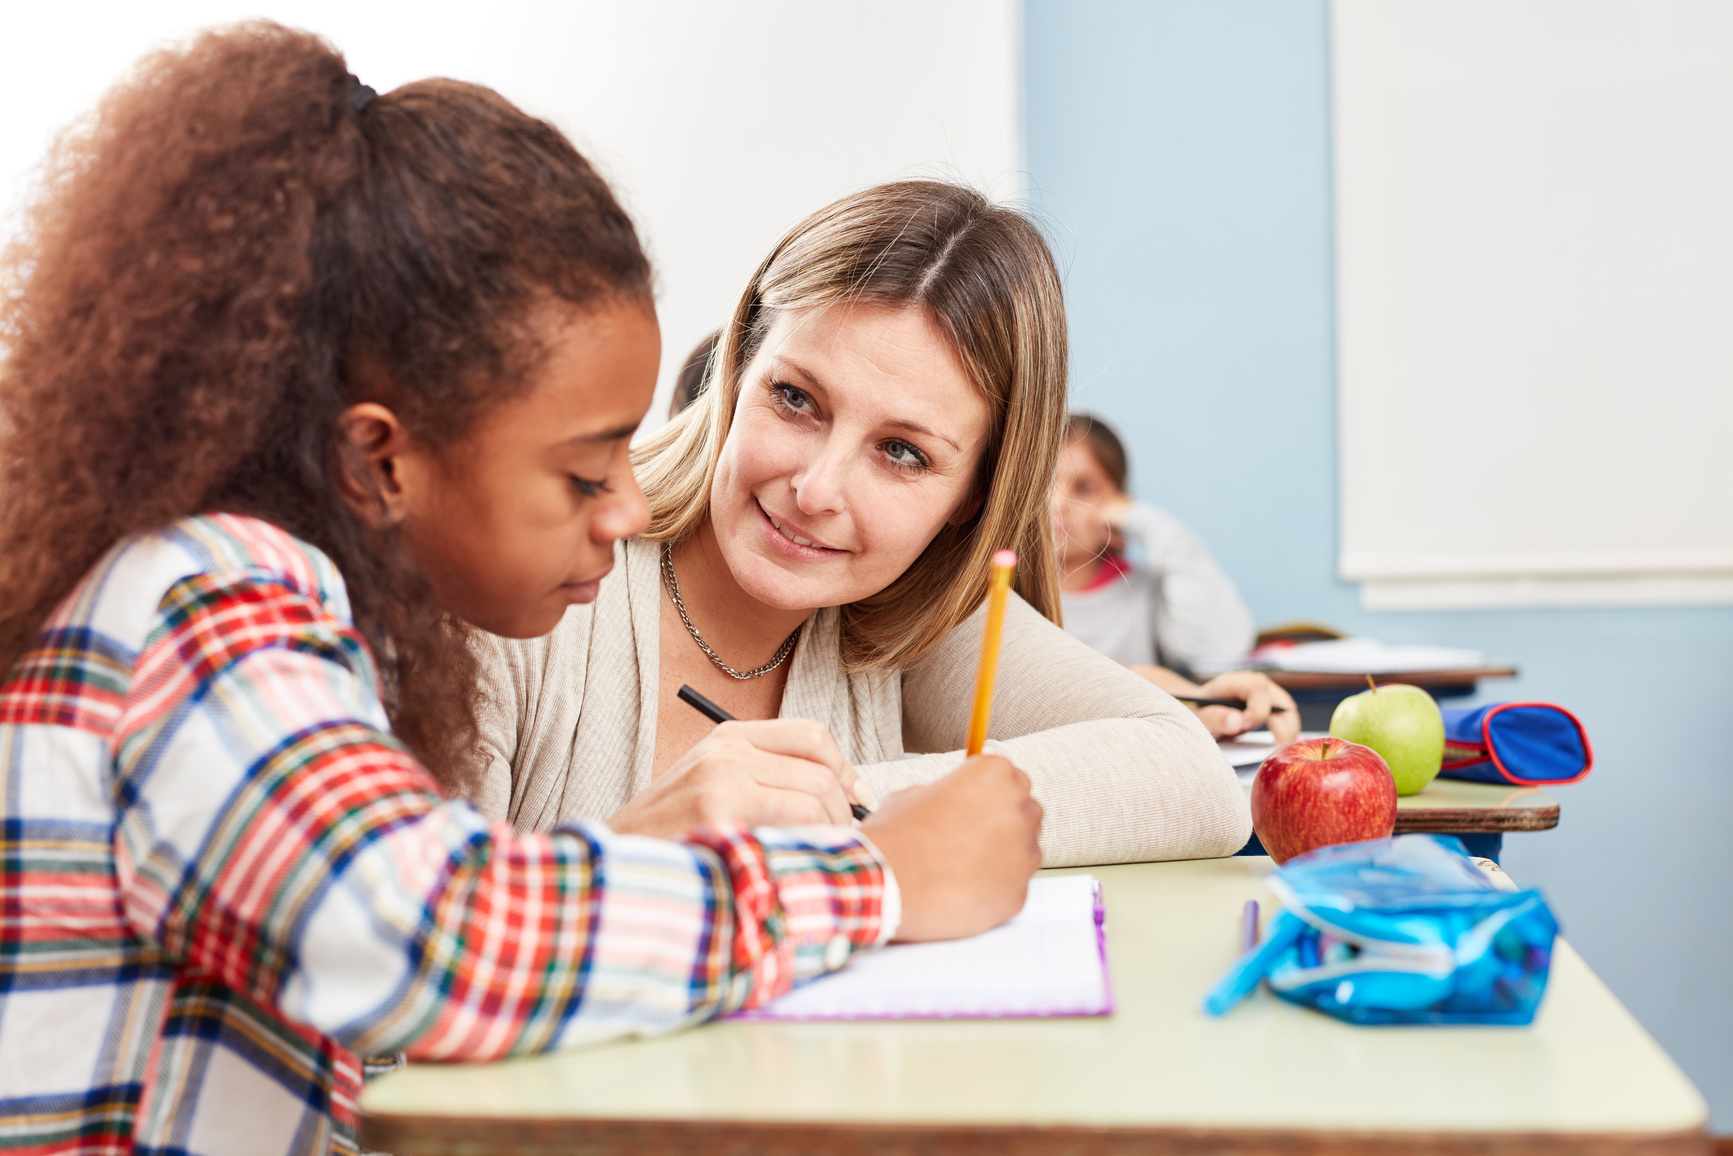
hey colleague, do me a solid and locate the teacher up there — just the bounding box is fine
[471,181,1251,867]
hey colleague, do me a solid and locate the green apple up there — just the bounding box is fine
[1328,683,1445,796]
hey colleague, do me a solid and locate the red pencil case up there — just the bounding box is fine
[1438,702,1593,786]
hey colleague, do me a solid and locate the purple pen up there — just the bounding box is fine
[1241,899,1260,953]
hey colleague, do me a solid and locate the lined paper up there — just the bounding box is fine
[737,875,1111,1021]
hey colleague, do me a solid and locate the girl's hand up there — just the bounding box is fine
[1096,490,1134,527]
[1190,670,1301,745]
[1132,665,1301,745]
[607,719,871,838]
[860,755,1043,942]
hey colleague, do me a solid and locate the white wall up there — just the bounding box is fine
[1332,0,1733,610]
[0,0,1024,419]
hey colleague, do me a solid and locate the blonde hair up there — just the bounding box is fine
[633,180,1068,670]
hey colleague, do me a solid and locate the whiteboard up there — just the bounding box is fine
[1332,0,1733,608]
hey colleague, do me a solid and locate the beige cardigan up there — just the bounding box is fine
[471,537,1252,868]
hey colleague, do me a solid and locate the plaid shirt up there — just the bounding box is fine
[0,514,893,1155]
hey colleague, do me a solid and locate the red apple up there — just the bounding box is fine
[1250,737,1397,864]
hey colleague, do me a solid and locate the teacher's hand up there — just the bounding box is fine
[607,719,870,838]
[861,754,1043,942]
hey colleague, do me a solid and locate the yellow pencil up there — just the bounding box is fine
[965,549,1018,756]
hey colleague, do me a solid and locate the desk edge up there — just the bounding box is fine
[361,1113,1709,1156]
[1393,805,1560,833]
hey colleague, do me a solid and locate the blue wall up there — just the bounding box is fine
[1025,0,1733,1128]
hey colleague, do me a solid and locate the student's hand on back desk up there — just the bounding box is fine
[1133,665,1301,745]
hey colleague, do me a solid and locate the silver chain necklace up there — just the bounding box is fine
[660,544,801,680]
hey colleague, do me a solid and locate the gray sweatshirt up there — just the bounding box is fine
[1060,500,1254,674]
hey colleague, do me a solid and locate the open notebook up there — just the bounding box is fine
[735,874,1112,1021]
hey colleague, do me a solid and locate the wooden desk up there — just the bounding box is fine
[1394,778,1559,836]
[1266,665,1520,693]
[361,857,1706,1155]
[1232,773,1560,836]
[1263,664,1519,730]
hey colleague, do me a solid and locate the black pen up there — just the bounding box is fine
[1174,695,1289,714]
[677,684,872,821]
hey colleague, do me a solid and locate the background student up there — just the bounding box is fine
[1052,414,1298,743]
[669,329,721,417]
[0,26,1039,1153]
[473,181,1253,869]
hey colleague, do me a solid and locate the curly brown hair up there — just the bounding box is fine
[0,22,650,791]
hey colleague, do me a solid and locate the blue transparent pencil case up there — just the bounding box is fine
[1203,835,1558,1025]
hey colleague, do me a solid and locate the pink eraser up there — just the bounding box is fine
[992,549,1018,568]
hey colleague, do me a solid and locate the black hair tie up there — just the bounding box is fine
[346,73,376,114]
